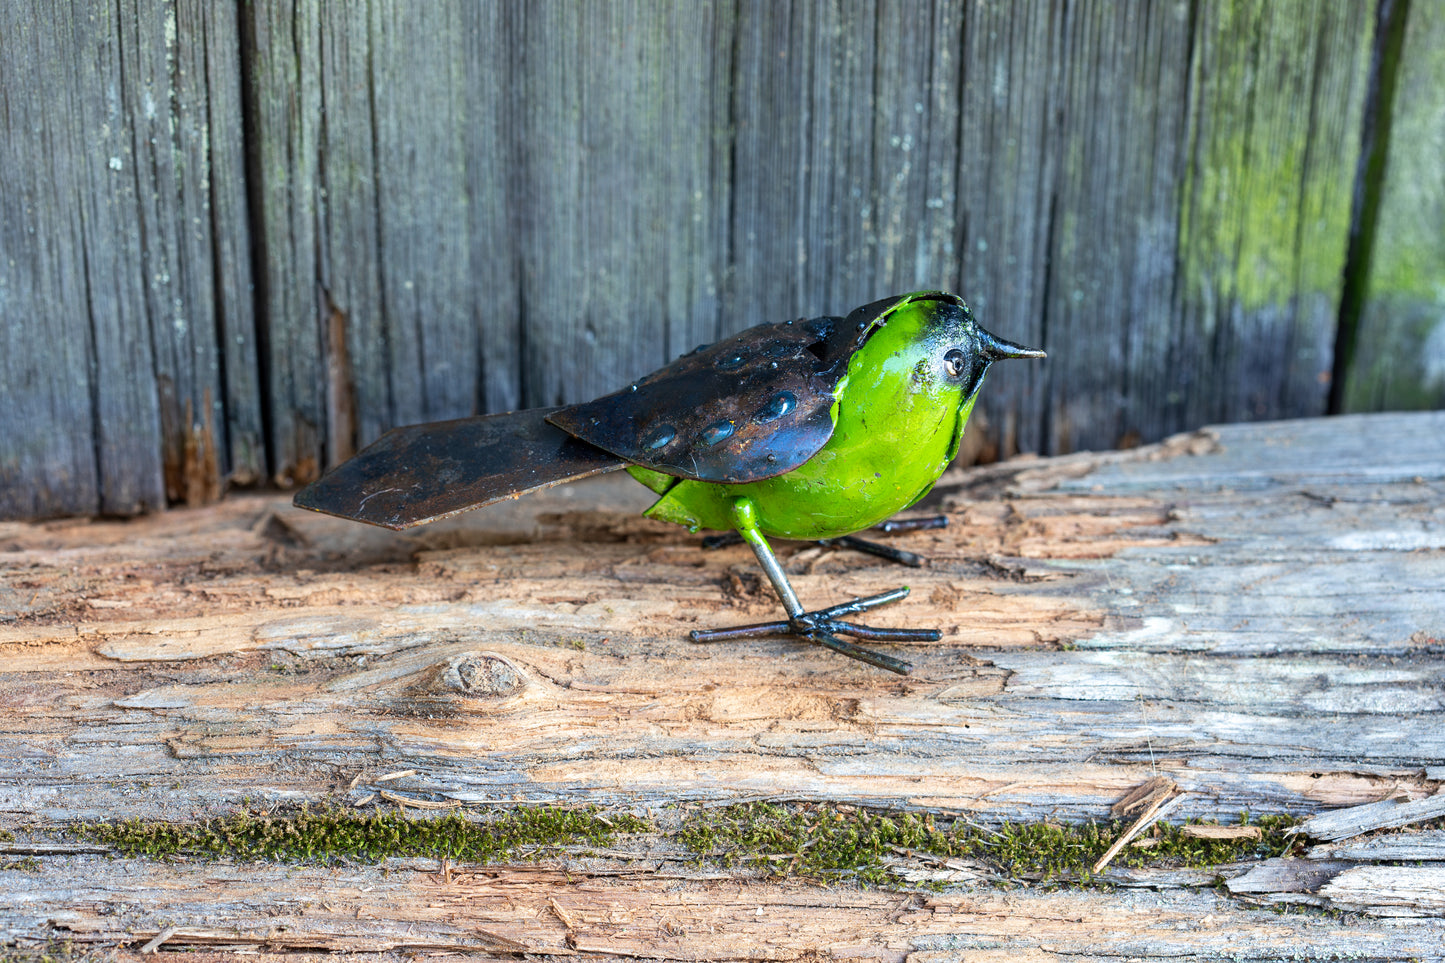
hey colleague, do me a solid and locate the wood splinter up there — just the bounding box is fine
[1095,784,1186,875]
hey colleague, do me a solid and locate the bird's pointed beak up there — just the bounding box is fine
[978,327,1046,361]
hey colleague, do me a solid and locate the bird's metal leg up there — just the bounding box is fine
[689,499,940,675]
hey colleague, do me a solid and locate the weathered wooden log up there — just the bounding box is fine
[1,412,1443,955]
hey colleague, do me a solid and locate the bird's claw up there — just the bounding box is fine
[690,587,937,675]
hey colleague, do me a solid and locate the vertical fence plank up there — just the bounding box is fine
[1,1,256,517]
[311,1,384,460]
[1041,1,1193,453]
[116,0,261,501]
[247,0,324,484]
[1171,2,1374,433]
[1341,0,1445,413]
[253,0,479,473]
[726,0,812,326]
[954,0,1064,456]
[368,2,476,430]
[460,1,523,417]
[508,0,733,407]
[871,0,965,298]
[0,4,105,517]
[727,0,964,325]
[119,0,212,503]
[196,2,265,487]
[60,1,167,516]
[791,0,880,311]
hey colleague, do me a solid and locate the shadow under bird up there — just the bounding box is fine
[294,291,1045,674]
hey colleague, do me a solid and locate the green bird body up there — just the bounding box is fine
[294,290,1044,673]
[629,295,982,539]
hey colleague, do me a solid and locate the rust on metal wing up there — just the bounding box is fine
[292,407,625,530]
[546,293,932,484]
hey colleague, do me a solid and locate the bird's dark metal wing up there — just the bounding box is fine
[292,407,626,530]
[546,292,952,484]
[547,319,838,483]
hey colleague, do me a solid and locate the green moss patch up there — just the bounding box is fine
[75,805,650,865]
[678,803,950,884]
[678,802,1302,885]
[60,800,1306,890]
[988,813,1302,878]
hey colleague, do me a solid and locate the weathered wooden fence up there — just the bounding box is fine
[1,0,1441,520]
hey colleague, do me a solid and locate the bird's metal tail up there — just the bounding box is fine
[292,407,625,530]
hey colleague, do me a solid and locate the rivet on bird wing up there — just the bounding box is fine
[715,351,747,371]
[698,420,736,446]
[804,318,832,338]
[640,425,676,450]
[754,391,796,424]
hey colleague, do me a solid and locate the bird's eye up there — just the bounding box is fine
[944,348,966,378]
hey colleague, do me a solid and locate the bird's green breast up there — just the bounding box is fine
[633,300,979,539]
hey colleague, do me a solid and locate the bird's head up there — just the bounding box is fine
[842,291,1045,411]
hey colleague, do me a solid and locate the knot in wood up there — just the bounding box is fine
[439,652,525,697]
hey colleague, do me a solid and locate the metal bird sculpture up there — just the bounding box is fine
[294,291,1045,674]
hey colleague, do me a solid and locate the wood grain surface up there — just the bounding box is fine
[2,412,1442,957]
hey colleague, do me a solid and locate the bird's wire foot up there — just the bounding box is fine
[873,515,949,535]
[690,587,938,675]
